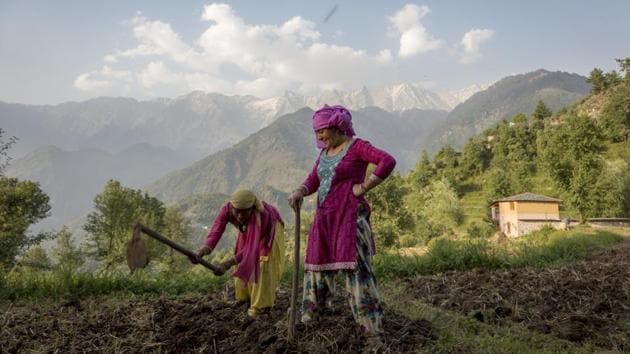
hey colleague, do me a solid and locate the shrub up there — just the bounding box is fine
[466,222,496,238]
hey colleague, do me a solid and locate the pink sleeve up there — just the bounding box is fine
[301,158,320,195]
[356,140,396,179]
[204,203,230,249]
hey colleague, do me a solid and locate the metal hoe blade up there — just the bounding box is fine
[126,225,149,272]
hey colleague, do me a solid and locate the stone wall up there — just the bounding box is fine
[517,220,567,236]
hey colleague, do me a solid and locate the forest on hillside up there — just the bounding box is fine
[368,58,630,248]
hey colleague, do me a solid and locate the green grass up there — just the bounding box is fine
[1,229,624,304]
[0,269,227,304]
[374,229,624,280]
[505,228,624,267]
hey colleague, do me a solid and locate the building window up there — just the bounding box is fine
[510,202,515,210]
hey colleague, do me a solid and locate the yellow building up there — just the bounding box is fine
[490,193,565,237]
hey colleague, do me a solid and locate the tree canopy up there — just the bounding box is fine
[0,176,51,269]
[84,180,191,270]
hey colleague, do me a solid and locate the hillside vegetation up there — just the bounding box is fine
[425,69,591,152]
[367,59,629,248]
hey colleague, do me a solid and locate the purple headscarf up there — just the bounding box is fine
[312,104,355,148]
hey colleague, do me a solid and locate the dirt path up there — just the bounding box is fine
[404,242,630,350]
[0,288,435,353]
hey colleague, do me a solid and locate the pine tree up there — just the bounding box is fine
[52,227,84,271]
[460,137,491,175]
[531,100,552,131]
[587,68,606,93]
[408,150,433,189]
[615,57,630,82]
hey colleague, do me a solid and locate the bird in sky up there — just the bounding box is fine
[323,4,338,23]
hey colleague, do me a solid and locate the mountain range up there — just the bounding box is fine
[1,70,591,231]
[0,82,486,161]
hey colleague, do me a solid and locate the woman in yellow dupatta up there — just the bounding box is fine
[192,189,285,316]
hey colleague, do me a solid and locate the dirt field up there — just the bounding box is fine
[2,244,629,352]
[405,243,630,351]
[0,287,435,353]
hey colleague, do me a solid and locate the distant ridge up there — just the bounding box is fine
[424,70,590,152]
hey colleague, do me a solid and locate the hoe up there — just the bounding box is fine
[126,222,222,275]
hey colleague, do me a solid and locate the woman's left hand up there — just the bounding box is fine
[352,183,367,197]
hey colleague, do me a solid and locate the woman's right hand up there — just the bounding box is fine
[213,264,225,276]
[288,189,304,211]
[190,246,212,264]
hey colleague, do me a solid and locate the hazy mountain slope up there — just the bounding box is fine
[354,107,446,169]
[439,83,492,110]
[146,107,447,207]
[424,70,590,152]
[0,93,274,160]
[4,143,191,230]
[145,108,317,205]
[1,81,473,161]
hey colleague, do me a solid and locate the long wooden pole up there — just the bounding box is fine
[134,222,221,275]
[288,206,300,341]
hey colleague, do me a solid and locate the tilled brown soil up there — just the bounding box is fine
[0,289,435,353]
[405,244,630,350]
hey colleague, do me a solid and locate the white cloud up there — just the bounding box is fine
[459,28,495,64]
[74,66,132,91]
[139,61,181,88]
[377,49,393,63]
[77,3,496,99]
[389,4,442,58]
[74,73,112,91]
[75,3,394,98]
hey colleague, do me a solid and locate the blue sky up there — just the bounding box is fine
[1,1,629,105]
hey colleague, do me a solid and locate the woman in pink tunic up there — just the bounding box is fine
[288,105,396,342]
[193,189,285,317]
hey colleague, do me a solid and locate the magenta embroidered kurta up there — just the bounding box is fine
[301,138,396,271]
[204,202,283,282]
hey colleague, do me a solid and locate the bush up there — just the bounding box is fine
[399,234,420,247]
[424,237,499,272]
[466,222,496,238]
